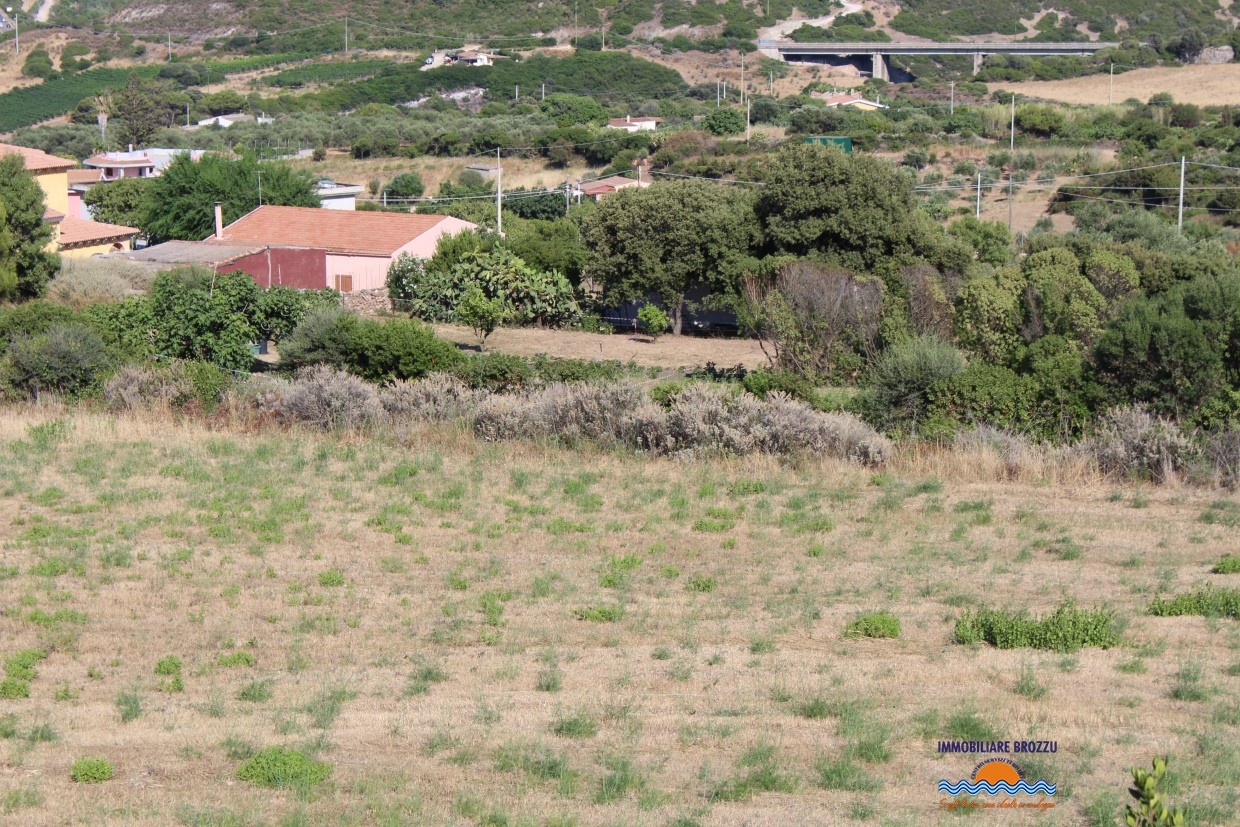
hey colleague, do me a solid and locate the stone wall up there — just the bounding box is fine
[340,287,393,316]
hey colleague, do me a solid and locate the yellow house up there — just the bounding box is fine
[0,142,139,258]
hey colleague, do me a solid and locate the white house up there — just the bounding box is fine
[606,115,663,132]
[453,51,504,67]
[196,113,274,128]
[316,179,364,210]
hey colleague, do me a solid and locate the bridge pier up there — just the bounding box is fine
[972,52,984,75]
[871,53,890,82]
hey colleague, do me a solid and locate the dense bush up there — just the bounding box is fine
[845,611,901,639]
[103,361,232,412]
[861,336,967,433]
[278,309,358,372]
[236,746,330,791]
[452,352,533,392]
[70,757,114,783]
[277,366,381,430]
[1149,587,1240,619]
[954,602,1119,652]
[380,374,487,423]
[7,324,111,398]
[346,318,464,382]
[1089,405,1195,483]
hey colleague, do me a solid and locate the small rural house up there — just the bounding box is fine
[82,147,208,182]
[575,174,649,201]
[452,51,504,67]
[606,116,662,132]
[315,179,364,210]
[812,92,887,110]
[205,205,477,291]
[0,142,140,258]
[195,113,273,128]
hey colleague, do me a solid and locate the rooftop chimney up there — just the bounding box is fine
[214,203,224,239]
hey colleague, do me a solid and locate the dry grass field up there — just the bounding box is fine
[0,408,1237,826]
[430,325,771,371]
[994,64,1240,107]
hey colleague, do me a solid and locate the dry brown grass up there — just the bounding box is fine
[432,323,771,371]
[993,63,1240,107]
[0,406,1236,826]
[292,153,594,200]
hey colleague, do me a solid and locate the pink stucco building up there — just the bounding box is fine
[207,205,477,292]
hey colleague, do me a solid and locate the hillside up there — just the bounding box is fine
[40,0,1240,51]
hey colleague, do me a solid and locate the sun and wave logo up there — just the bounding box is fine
[938,758,1057,797]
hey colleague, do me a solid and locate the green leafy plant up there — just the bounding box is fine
[1149,587,1240,619]
[954,602,1118,652]
[154,655,183,693]
[236,746,330,790]
[456,285,507,352]
[845,611,901,639]
[1124,757,1184,827]
[636,304,670,340]
[1212,555,1240,574]
[70,757,114,783]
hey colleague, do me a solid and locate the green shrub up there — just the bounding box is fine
[8,324,111,397]
[218,651,256,668]
[1124,757,1184,827]
[0,301,80,351]
[845,611,901,639]
[279,309,359,372]
[927,363,1035,432]
[456,285,507,351]
[116,690,142,722]
[5,649,47,681]
[572,605,624,622]
[1149,587,1240,619]
[346,318,464,382]
[70,757,114,783]
[636,304,670,339]
[317,569,344,587]
[552,712,599,738]
[1213,555,1240,574]
[0,678,30,699]
[863,335,966,433]
[154,654,183,693]
[741,368,819,406]
[236,746,330,790]
[238,679,273,702]
[528,355,634,384]
[453,352,532,392]
[954,602,1118,652]
[153,655,181,677]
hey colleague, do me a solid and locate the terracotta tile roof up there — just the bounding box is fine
[211,206,458,256]
[44,208,66,224]
[0,142,75,173]
[67,169,105,185]
[58,216,140,248]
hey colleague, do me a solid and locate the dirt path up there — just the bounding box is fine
[34,0,55,23]
[431,324,771,371]
[757,0,863,42]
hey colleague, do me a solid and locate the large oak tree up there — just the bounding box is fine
[581,180,759,334]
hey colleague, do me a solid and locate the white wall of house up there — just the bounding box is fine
[324,217,476,291]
